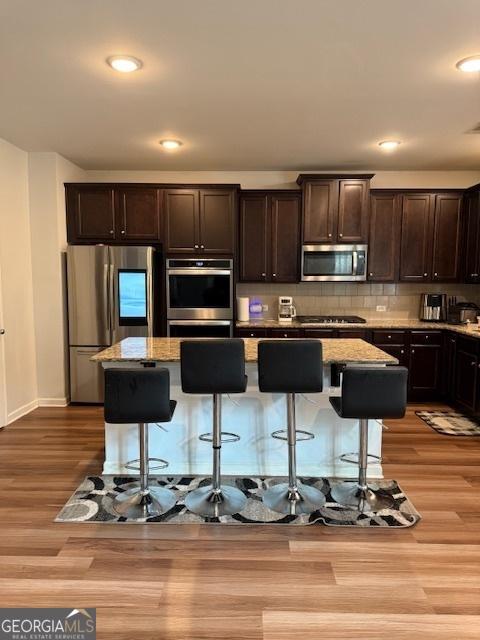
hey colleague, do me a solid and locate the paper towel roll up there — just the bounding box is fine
[237,297,250,322]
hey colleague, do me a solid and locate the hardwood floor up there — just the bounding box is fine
[0,404,480,639]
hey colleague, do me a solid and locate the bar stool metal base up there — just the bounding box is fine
[185,484,247,517]
[263,481,326,516]
[330,481,394,513]
[113,484,176,519]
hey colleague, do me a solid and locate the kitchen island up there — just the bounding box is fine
[93,337,397,479]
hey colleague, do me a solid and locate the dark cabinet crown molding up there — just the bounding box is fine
[64,182,241,190]
[296,173,375,185]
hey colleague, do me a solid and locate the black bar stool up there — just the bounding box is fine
[180,339,248,517]
[330,366,408,512]
[104,367,177,518]
[258,340,326,515]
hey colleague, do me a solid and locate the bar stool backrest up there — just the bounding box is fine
[104,368,173,424]
[258,340,323,393]
[180,339,247,394]
[341,366,408,419]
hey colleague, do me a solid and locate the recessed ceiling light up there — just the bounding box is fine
[106,55,143,73]
[456,55,480,72]
[378,140,401,151]
[159,139,183,150]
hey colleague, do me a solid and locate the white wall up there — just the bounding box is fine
[85,169,480,189]
[0,139,38,422]
[28,152,85,405]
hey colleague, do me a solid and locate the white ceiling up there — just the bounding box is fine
[1,0,480,171]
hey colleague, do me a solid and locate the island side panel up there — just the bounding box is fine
[102,361,383,479]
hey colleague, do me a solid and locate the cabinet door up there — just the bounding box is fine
[239,195,269,281]
[455,349,478,412]
[431,193,462,282]
[117,187,160,242]
[270,328,303,338]
[337,329,369,340]
[199,190,235,254]
[270,194,301,282]
[464,190,480,283]
[399,194,433,282]
[409,344,442,399]
[164,189,199,253]
[337,180,369,243]
[303,180,337,243]
[375,345,408,367]
[66,186,116,242]
[368,193,401,281]
[235,328,268,338]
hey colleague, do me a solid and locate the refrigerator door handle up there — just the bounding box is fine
[147,247,154,337]
[109,263,115,344]
[103,262,111,341]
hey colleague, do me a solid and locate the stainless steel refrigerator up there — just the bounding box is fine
[67,245,156,402]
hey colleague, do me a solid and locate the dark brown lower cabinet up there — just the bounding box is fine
[408,344,442,401]
[454,349,478,412]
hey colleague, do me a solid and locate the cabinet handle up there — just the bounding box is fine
[411,349,415,354]
[109,230,114,234]
[434,272,438,277]
[423,273,428,277]
[200,244,205,249]
[472,361,476,367]
[328,233,332,238]
[472,273,479,277]
[194,244,199,249]
[121,230,125,235]
[250,333,254,337]
[369,272,373,277]
[400,349,404,354]
[272,273,277,277]
[261,272,266,277]
[388,335,392,339]
[339,233,343,238]
[425,335,429,339]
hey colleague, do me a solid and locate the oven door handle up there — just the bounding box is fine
[167,269,232,276]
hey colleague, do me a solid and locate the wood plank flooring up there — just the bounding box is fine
[0,404,479,639]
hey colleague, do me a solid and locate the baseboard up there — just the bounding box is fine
[7,399,39,424]
[38,397,69,407]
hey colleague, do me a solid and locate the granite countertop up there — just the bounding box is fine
[91,337,398,365]
[236,318,480,338]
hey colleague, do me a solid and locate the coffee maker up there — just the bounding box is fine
[419,293,447,321]
[278,296,296,323]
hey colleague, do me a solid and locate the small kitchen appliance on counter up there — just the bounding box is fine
[419,293,447,321]
[278,296,296,323]
[447,301,480,325]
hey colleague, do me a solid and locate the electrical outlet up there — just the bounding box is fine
[262,304,269,312]
[376,305,387,312]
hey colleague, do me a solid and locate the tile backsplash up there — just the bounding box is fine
[236,282,480,319]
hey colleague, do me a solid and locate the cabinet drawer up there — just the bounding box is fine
[303,329,336,338]
[456,336,480,356]
[337,329,369,341]
[410,330,443,345]
[270,328,303,338]
[372,330,406,345]
[236,328,268,338]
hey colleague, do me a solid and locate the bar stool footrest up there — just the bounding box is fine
[339,452,382,465]
[124,457,169,472]
[199,431,240,443]
[271,429,314,442]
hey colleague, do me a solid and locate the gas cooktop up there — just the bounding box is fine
[296,315,367,325]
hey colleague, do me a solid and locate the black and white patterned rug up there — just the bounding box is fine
[56,475,421,528]
[416,410,480,436]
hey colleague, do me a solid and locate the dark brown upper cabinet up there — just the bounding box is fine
[239,191,301,282]
[66,185,116,242]
[368,192,401,282]
[164,187,236,254]
[164,189,199,253]
[117,186,161,242]
[399,192,462,283]
[463,186,480,283]
[297,174,373,244]
[199,190,235,254]
[270,193,301,282]
[431,192,462,282]
[399,193,434,282]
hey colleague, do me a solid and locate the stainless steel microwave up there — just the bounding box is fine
[301,244,368,282]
